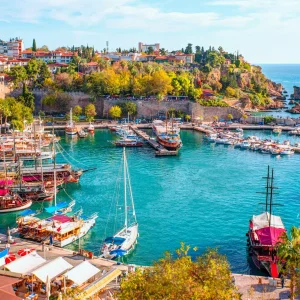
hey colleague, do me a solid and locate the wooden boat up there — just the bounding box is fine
[78,130,88,138]
[17,206,97,247]
[152,119,182,151]
[247,167,285,278]
[273,127,282,134]
[101,148,138,259]
[65,108,78,135]
[88,123,94,133]
[0,190,32,213]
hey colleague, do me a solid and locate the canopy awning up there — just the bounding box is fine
[18,209,36,217]
[0,275,22,300]
[32,257,72,283]
[5,252,46,275]
[45,202,68,214]
[64,261,100,286]
[255,226,286,246]
[104,237,125,245]
[252,212,285,230]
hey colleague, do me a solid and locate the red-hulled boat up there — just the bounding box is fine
[247,167,285,278]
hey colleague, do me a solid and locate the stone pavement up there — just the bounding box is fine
[233,274,300,300]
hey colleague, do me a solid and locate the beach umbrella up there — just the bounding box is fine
[17,248,35,256]
[5,252,16,264]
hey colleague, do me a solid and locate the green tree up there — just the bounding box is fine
[26,58,40,82]
[119,102,137,117]
[18,83,35,111]
[185,114,191,122]
[109,105,122,119]
[85,103,97,121]
[277,227,300,300]
[146,46,154,54]
[32,38,37,52]
[118,243,239,300]
[73,105,82,116]
[184,43,193,54]
[9,65,28,88]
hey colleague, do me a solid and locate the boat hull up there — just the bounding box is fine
[156,136,182,151]
[0,200,32,213]
[53,217,96,247]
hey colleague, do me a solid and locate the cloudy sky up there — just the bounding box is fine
[0,0,299,63]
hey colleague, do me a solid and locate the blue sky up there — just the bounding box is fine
[0,0,299,63]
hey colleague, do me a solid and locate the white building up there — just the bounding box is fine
[138,42,160,53]
[0,38,23,58]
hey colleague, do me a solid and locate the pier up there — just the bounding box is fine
[130,126,178,156]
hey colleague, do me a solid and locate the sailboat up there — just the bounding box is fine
[88,122,94,134]
[247,166,286,278]
[65,108,78,135]
[101,148,138,259]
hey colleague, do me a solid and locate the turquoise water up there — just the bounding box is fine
[254,64,300,118]
[1,129,299,275]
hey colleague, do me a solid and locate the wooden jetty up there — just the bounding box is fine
[130,126,178,156]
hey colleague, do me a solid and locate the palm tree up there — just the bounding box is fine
[277,226,300,300]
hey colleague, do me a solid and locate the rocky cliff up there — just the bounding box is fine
[292,86,300,100]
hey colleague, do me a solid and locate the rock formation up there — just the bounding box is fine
[293,86,300,100]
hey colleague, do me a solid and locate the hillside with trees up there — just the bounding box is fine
[5,44,283,114]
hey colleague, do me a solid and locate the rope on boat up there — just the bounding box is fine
[55,142,94,170]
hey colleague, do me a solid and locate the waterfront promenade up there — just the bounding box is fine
[0,233,127,299]
[0,234,297,299]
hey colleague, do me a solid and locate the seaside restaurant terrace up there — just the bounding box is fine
[0,247,122,299]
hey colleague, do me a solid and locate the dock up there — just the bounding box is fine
[130,126,178,156]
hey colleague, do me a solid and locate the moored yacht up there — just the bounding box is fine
[247,167,286,278]
[101,148,138,260]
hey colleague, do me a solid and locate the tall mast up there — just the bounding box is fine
[33,123,37,170]
[165,111,168,133]
[13,131,16,163]
[269,168,274,227]
[123,148,127,231]
[125,153,137,224]
[70,108,73,126]
[52,126,56,206]
[265,165,270,212]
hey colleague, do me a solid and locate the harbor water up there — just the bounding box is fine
[0,129,299,275]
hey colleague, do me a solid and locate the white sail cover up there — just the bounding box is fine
[5,252,46,274]
[64,261,100,286]
[32,257,72,283]
[252,212,285,230]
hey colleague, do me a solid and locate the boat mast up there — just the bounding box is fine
[52,126,57,206]
[265,165,270,212]
[269,168,274,227]
[125,152,137,224]
[33,122,37,170]
[123,147,127,232]
[165,111,168,134]
[70,108,73,126]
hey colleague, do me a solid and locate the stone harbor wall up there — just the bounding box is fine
[103,99,243,121]
[12,89,243,121]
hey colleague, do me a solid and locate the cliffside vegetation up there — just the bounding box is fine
[5,44,282,113]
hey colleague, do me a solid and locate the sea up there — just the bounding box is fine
[254,64,300,118]
[0,65,300,275]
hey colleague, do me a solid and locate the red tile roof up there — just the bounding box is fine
[47,63,68,67]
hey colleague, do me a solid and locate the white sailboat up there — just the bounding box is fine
[65,108,78,135]
[101,148,138,259]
